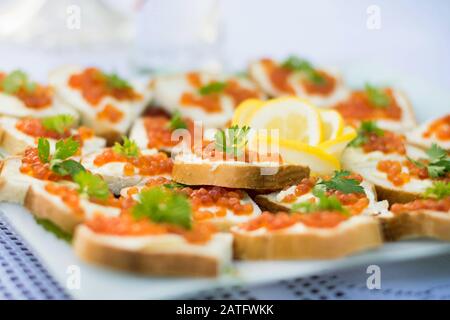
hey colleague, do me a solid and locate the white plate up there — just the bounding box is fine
[2,65,450,299]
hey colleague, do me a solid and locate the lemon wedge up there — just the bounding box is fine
[232,98,264,126]
[244,97,323,145]
[318,126,357,159]
[319,109,344,141]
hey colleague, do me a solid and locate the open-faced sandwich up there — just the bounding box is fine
[382,181,450,241]
[25,171,122,234]
[0,115,105,155]
[150,72,264,128]
[49,66,152,143]
[408,114,450,151]
[248,56,349,107]
[0,137,85,204]
[129,111,194,154]
[332,83,416,132]
[121,178,261,231]
[81,137,173,195]
[232,189,383,260]
[342,122,449,204]
[254,170,389,217]
[74,186,233,277]
[171,125,310,189]
[0,70,78,119]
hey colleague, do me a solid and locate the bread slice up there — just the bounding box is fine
[73,225,233,277]
[381,210,450,241]
[248,58,350,107]
[49,65,152,144]
[407,114,450,151]
[172,154,310,190]
[232,215,383,260]
[24,183,120,234]
[341,146,432,204]
[0,116,106,156]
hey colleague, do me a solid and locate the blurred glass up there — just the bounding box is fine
[131,0,224,74]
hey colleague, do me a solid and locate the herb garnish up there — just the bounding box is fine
[168,111,187,130]
[199,81,228,96]
[408,144,450,179]
[365,83,390,108]
[73,171,110,200]
[291,189,348,215]
[112,136,139,158]
[132,187,192,229]
[103,72,131,90]
[349,121,384,147]
[314,170,365,194]
[424,181,450,200]
[281,56,325,85]
[42,114,75,134]
[34,217,72,243]
[0,70,37,94]
[215,125,251,156]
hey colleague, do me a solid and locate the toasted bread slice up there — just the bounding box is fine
[232,215,382,260]
[49,65,152,144]
[381,210,450,241]
[248,58,350,107]
[172,154,310,190]
[24,183,120,234]
[0,116,106,155]
[74,225,233,277]
[81,148,172,195]
[408,114,450,151]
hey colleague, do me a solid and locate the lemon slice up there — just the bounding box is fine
[255,135,340,175]
[245,97,323,145]
[318,126,357,159]
[232,98,264,126]
[319,109,344,141]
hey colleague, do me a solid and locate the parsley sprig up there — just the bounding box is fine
[314,170,365,194]
[132,187,192,229]
[112,136,139,158]
[1,70,37,94]
[408,144,450,179]
[291,189,348,215]
[37,137,85,177]
[349,121,384,148]
[198,81,228,96]
[73,171,109,200]
[168,111,187,130]
[365,83,390,108]
[41,114,75,134]
[215,125,251,156]
[424,181,450,200]
[281,56,325,85]
[102,72,131,90]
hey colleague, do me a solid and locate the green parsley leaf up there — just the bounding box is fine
[53,137,80,161]
[41,114,75,134]
[291,189,348,215]
[168,111,187,130]
[132,187,192,229]
[424,181,450,200]
[37,137,50,163]
[215,125,251,157]
[163,182,187,190]
[112,136,139,158]
[73,171,109,200]
[103,72,131,90]
[349,121,384,147]
[1,70,37,94]
[426,143,447,162]
[34,217,72,243]
[408,144,449,179]
[315,170,365,194]
[50,159,85,177]
[365,83,390,108]
[281,56,325,85]
[199,81,228,96]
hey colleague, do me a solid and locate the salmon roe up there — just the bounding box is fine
[96,104,124,123]
[93,149,173,176]
[361,131,406,155]
[334,88,402,123]
[180,92,222,112]
[261,59,295,94]
[391,197,450,214]
[423,115,450,141]
[0,72,53,109]
[300,70,336,95]
[242,211,348,231]
[376,159,436,186]
[85,213,217,244]
[20,147,68,181]
[16,118,71,140]
[68,67,141,106]
[143,116,194,149]
[223,79,260,106]
[45,183,83,215]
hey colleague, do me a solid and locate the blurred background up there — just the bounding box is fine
[0,0,448,89]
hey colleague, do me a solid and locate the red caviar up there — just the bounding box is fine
[423,115,450,141]
[20,148,68,181]
[391,197,450,214]
[97,104,124,123]
[143,116,194,149]
[361,131,406,155]
[180,92,222,112]
[300,70,336,95]
[261,59,295,94]
[45,183,83,215]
